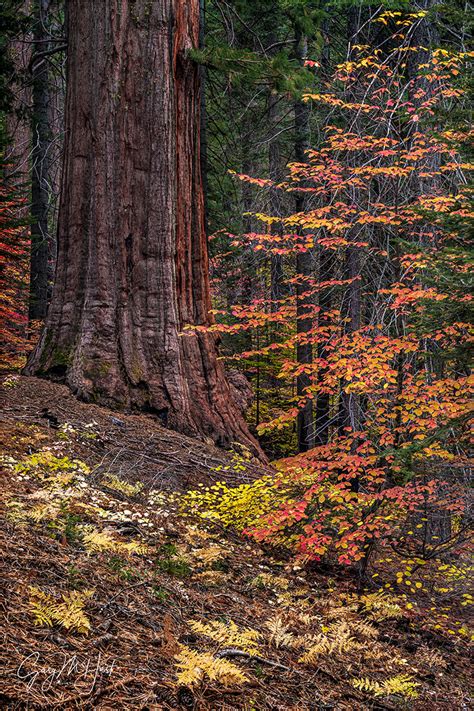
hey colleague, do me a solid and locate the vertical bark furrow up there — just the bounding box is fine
[25,0,261,456]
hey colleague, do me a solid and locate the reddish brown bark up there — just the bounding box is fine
[5,0,32,192]
[25,0,261,455]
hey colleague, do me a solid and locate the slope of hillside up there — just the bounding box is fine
[0,376,471,710]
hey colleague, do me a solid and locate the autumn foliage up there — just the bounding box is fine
[188,14,473,615]
[0,167,30,371]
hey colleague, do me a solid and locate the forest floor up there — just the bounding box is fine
[0,376,472,710]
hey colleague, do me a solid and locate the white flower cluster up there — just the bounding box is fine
[148,489,171,515]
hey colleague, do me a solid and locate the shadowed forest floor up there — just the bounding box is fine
[0,377,471,710]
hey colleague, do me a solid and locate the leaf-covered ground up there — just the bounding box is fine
[0,376,472,710]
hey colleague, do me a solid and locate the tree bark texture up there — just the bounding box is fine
[29,0,52,321]
[25,0,260,454]
[5,0,32,197]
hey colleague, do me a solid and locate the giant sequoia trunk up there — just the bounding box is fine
[25,0,259,453]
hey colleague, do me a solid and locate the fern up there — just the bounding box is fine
[15,452,89,483]
[349,619,379,639]
[83,527,118,554]
[360,590,404,622]
[28,587,94,634]
[45,470,78,490]
[188,618,261,654]
[275,591,301,609]
[251,572,289,591]
[174,645,248,687]
[194,570,228,586]
[295,611,321,626]
[82,525,147,556]
[352,674,420,699]
[5,500,27,525]
[265,616,298,648]
[191,545,227,566]
[103,473,143,497]
[53,590,94,633]
[359,591,403,621]
[299,633,360,663]
[298,620,366,664]
[28,502,61,522]
[28,587,55,627]
[325,603,357,620]
[327,618,378,640]
[122,539,148,555]
[183,526,214,542]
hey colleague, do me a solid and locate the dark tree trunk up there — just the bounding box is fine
[294,31,314,453]
[199,0,208,237]
[338,7,363,437]
[339,245,362,433]
[5,1,32,187]
[45,0,66,298]
[314,1,332,446]
[268,90,284,306]
[29,0,52,321]
[25,0,260,455]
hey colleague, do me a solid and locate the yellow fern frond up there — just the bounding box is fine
[299,633,359,664]
[298,619,364,664]
[54,589,94,634]
[327,618,378,640]
[28,587,94,634]
[191,545,227,566]
[183,526,214,542]
[174,645,248,687]
[103,474,144,497]
[82,527,117,554]
[15,452,89,486]
[381,674,420,698]
[188,619,261,654]
[82,526,147,556]
[265,616,298,649]
[194,570,228,586]
[28,587,55,627]
[28,502,62,522]
[360,591,403,621]
[121,540,148,555]
[348,619,379,639]
[352,676,380,694]
[251,572,289,591]
[352,674,419,699]
[6,500,27,525]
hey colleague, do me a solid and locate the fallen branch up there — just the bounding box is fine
[216,647,290,671]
